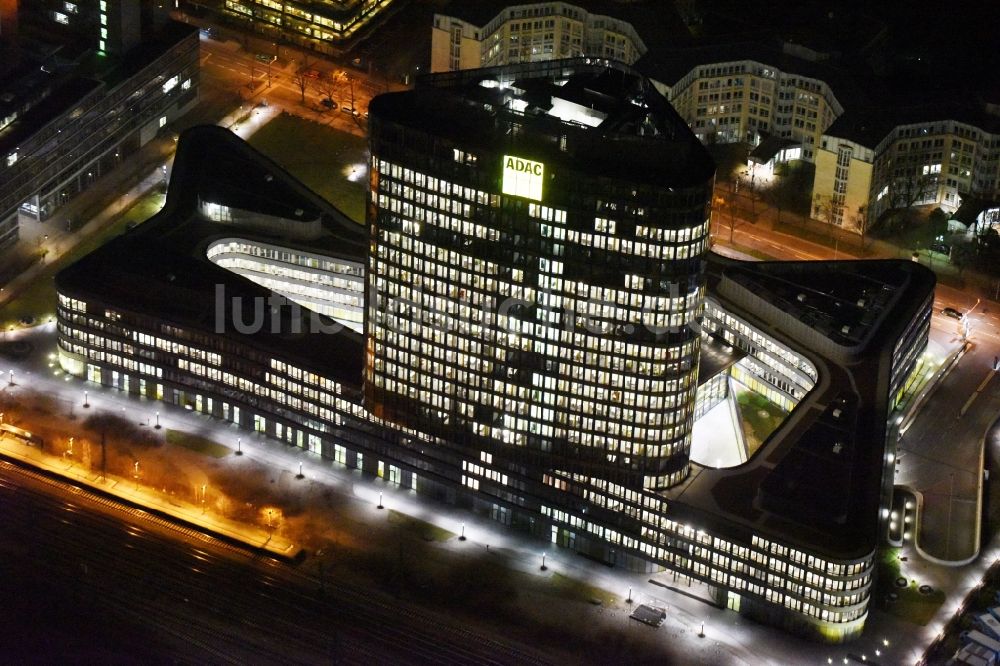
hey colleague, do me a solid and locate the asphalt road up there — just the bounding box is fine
[0,458,548,665]
[198,35,374,138]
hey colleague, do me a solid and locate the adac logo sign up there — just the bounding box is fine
[502,155,544,201]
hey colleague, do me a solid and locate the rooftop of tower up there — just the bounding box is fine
[369,58,716,189]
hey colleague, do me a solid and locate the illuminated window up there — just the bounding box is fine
[64,2,77,12]
[181,78,191,90]
[162,76,178,94]
[54,11,68,24]
[99,39,106,52]
[6,152,16,167]
[101,27,108,38]
[159,116,167,128]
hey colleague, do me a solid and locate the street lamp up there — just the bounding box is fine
[377,491,384,509]
[83,390,89,408]
[459,523,466,541]
[236,437,243,455]
[627,586,633,604]
[540,553,547,571]
[154,411,161,429]
[8,369,13,385]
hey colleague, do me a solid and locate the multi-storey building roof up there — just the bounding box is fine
[55,61,934,641]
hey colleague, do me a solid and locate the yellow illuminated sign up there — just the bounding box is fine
[502,155,544,201]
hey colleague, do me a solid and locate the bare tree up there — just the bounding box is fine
[889,170,937,210]
[290,56,315,104]
[813,193,843,229]
[851,205,869,249]
[313,70,346,109]
[344,73,357,111]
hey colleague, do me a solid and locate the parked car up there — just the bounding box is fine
[942,307,963,319]
[930,242,951,255]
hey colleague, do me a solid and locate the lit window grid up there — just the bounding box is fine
[369,178,704,469]
[57,288,873,628]
[207,238,365,330]
[221,0,394,42]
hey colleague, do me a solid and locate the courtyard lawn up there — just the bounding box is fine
[0,191,166,332]
[734,388,787,456]
[248,113,368,224]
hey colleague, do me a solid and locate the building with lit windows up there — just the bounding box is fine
[812,106,1000,230]
[430,1,647,74]
[0,2,199,249]
[429,3,853,163]
[182,0,395,54]
[56,60,934,643]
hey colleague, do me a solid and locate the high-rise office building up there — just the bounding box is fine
[366,59,714,491]
[57,61,934,642]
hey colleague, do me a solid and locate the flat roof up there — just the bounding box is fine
[662,255,935,559]
[56,125,367,387]
[825,99,1000,147]
[375,58,715,189]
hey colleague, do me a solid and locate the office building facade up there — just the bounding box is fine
[0,3,199,250]
[814,114,1000,228]
[56,61,934,642]
[431,2,646,74]
[185,0,395,53]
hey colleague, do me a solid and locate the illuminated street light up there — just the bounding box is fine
[236,437,243,455]
[698,622,705,638]
[296,462,304,479]
[540,552,547,571]
[154,411,161,429]
[627,586,633,604]
[459,523,466,541]
[83,390,89,408]
[377,491,384,509]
